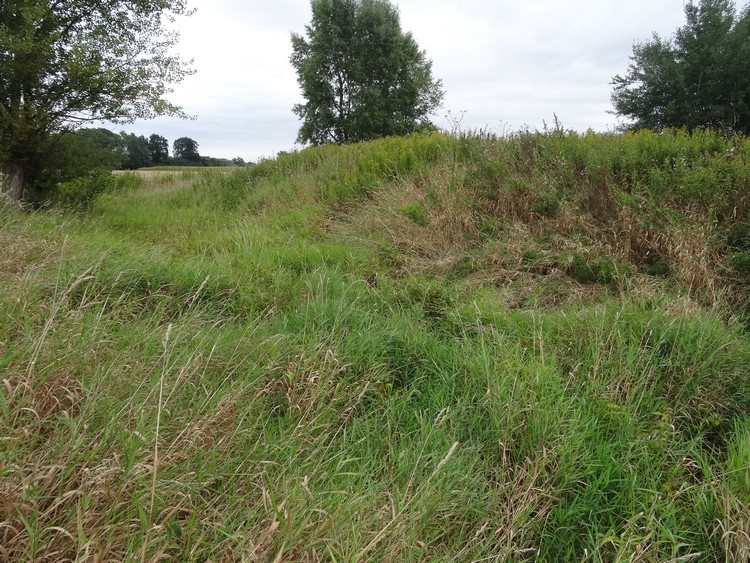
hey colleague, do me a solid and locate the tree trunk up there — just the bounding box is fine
[3,162,24,203]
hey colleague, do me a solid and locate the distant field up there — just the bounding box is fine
[2,130,749,561]
[112,166,236,177]
[141,165,236,172]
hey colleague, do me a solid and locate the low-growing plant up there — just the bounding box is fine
[56,168,116,207]
[728,223,750,251]
[400,203,429,227]
[532,195,560,217]
[732,252,750,274]
[646,260,671,277]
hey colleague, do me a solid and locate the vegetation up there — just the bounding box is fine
[173,136,201,164]
[2,129,750,560]
[0,0,193,202]
[59,129,238,178]
[148,134,170,165]
[290,0,444,145]
[612,0,750,133]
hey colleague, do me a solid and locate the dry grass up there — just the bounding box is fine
[0,222,60,286]
[331,162,735,313]
[332,164,481,275]
[721,492,750,561]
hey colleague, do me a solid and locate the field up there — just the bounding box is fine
[2,130,750,561]
[112,167,235,178]
[132,166,238,172]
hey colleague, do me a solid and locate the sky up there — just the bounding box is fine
[120,0,691,161]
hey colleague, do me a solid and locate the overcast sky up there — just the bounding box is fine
[120,0,691,161]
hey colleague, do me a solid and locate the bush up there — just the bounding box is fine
[56,168,117,207]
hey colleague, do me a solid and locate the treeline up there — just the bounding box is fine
[64,128,247,170]
[14,128,247,203]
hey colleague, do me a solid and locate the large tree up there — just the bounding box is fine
[120,132,152,170]
[0,0,193,203]
[148,133,170,164]
[67,128,125,172]
[290,0,444,145]
[611,0,750,133]
[173,136,199,163]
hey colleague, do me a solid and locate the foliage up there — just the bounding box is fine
[55,168,117,207]
[0,0,193,201]
[148,134,170,164]
[120,132,152,169]
[290,0,444,145]
[199,155,232,167]
[173,136,200,163]
[612,0,750,133]
[54,128,124,174]
[400,203,429,227]
[5,128,123,202]
[54,169,144,208]
[74,128,125,167]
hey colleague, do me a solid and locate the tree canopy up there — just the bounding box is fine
[120,133,152,170]
[290,0,444,146]
[148,134,170,164]
[0,0,193,202]
[173,136,200,163]
[611,0,750,133]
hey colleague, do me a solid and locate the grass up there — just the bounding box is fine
[1,129,750,560]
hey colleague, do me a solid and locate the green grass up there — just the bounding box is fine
[1,130,750,560]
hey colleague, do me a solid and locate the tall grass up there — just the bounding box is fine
[1,129,749,560]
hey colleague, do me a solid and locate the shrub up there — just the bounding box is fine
[56,168,117,207]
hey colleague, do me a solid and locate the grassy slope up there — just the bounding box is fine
[2,130,750,561]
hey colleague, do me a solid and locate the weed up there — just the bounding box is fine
[2,128,750,560]
[400,203,429,227]
[732,252,750,274]
[532,195,560,217]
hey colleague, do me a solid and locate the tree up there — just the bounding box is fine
[120,132,152,169]
[173,137,200,163]
[19,128,124,201]
[290,0,444,145]
[148,134,170,164]
[0,0,192,203]
[611,0,750,133]
[65,128,125,171]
